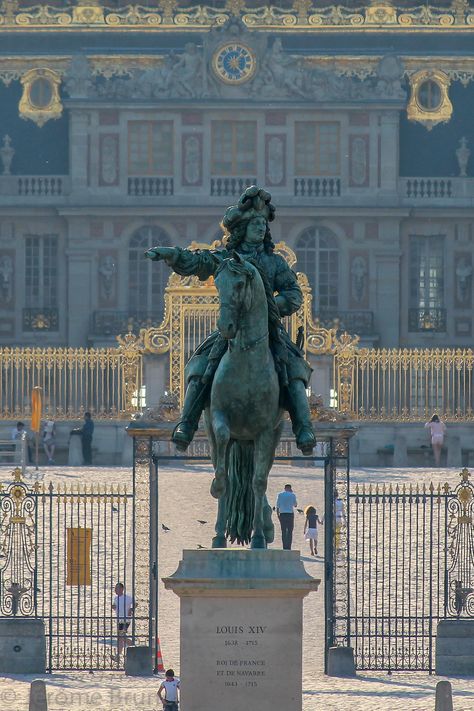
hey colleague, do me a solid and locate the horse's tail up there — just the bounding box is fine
[225,441,274,546]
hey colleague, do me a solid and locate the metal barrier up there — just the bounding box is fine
[334,345,474,421]
[0,334,143,420]
[0,437,27,474]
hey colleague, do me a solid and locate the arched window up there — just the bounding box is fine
[295,226,339,313]
[128,226,170,320]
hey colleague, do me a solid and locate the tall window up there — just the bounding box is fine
[25,234,58,307]
[409,235,445,310]
[211,121,257,175]
[295,122,340,175]
[128,226,170,318]
[128,121,174,175]
[296,227,339,312]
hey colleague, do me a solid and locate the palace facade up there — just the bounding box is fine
[1,0,474,351]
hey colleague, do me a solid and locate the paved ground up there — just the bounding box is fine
[0,463,473,710]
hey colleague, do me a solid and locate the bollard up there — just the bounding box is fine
[435,680,453,711]
[327,646,356,677]
[29,679,47,711]
[125,646,153,676]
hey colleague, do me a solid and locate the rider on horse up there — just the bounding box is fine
[145,185,316,456]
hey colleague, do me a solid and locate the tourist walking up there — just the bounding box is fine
[425,414,446,467]
[111,582,134,663]
[80,412,94,465]
[276,483,297,550]
[303,505,324,556]
[158,669,180,710]
[42,419,56,464]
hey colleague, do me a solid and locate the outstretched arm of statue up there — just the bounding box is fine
[145,245,219,281]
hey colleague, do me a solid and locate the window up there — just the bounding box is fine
[417,80,442,112]
[128,121,173,175]
[296,227,339,312]
[211,121,257,175]
[295,122,340,175]
[410,235,445,309]
[409,235,445,332]
[25,234,58,307]
[128,226,170,319]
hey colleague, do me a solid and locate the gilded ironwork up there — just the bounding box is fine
[0,343,143,420]
[0,468,36,616]
[333,345,474,421]
[407,69,453,129]
[1,1,474,31]
[446,468,474,616]
[140,240,337,407]
[18,67,62,127]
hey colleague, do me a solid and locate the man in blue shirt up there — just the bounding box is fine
[276,483,297,550]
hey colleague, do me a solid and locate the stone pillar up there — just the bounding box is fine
[436,619,474,675]
[68,433,83,465]
[379,111,399,196]
[0,619,46,673]
[164,549,320,711]
[66,242,93,346]
[375,249,401,347]
[70,110,90,196]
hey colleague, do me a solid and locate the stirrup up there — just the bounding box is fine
[171,421,195,451]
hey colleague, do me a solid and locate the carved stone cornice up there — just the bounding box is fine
[0,1,474,32]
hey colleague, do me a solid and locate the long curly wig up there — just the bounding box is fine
[223,218,275,255]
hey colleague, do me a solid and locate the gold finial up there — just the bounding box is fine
[12,467,22,482]
[460,467,470,483]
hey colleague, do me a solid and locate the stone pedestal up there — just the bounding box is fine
[0,618,46,673]
[68,434,83,466]
[436,619,474,675]
[163,549,320,711]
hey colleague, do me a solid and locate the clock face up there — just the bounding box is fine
[212,43,257,85]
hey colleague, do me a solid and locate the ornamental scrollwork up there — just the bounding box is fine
[446,468,474,617]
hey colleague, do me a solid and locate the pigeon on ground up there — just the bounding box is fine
[297,508,304,514]
[197,520,207,525]
[112,506,118,513]
[161,523,171,532]
[197,544,206,549]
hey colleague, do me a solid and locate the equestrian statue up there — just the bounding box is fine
[146,186,316,548]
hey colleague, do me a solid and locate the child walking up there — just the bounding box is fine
[304,505,324,556]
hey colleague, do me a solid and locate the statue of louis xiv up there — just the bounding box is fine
[146,186,316,455]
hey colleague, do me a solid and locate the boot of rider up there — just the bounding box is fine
[287,378,316,456]
[171,377,206,452]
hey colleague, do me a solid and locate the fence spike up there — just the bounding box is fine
[429,482,434,494]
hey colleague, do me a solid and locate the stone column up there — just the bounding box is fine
[379,111,399,196]
[375,248,401,346]
[65,215,94,346]
[164,549,320,711]
[69,110,90,197]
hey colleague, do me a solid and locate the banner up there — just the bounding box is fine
[31,386,42,433]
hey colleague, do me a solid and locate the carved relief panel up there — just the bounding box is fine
[0,251,14,310]
[454,252,472,309]
[349,251,369,308]
[349,135,369,187]
[99,134,119,187]
[182,134,202,186]
[98,250,118,307]
[265,134,286,187]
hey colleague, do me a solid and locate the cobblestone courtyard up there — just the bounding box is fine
[0,464,473,710]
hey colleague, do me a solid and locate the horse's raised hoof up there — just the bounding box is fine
[250,534,266,549]
[212,535,227,549]
[210,477,226,499]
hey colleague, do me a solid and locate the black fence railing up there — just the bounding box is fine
[23,308,59,332]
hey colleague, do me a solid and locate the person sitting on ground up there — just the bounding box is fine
[158,668,180,710]
[304,505,324,556]
[424,413,446,467]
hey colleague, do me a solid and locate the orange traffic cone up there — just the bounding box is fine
[156,638,165,672]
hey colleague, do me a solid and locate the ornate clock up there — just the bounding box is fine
[212,43,257,85]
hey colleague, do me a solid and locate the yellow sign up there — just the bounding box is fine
[66,528,92,586]
[31,386,42,433]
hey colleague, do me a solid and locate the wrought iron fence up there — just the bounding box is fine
[331,468,474,671]
[0,467,145,670]
[0,334,143,419]
[334,346,474,421]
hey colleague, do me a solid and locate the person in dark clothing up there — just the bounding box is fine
[275,483,297,550]
[80,412,94,465]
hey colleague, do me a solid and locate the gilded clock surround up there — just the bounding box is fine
[212,42,257,84]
